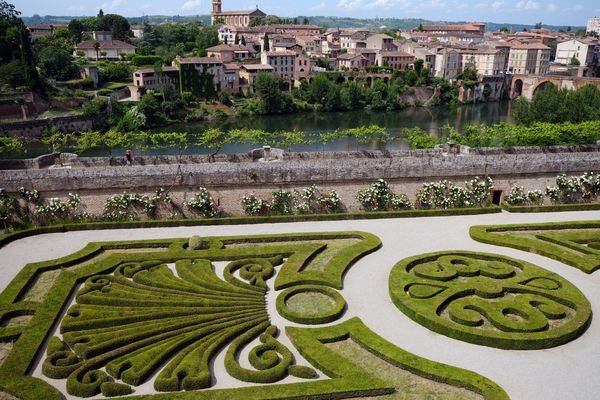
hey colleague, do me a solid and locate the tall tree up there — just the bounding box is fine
[263,33,270,51]
[68,19,84,43]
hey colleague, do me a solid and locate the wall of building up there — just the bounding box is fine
[0,115,97,138]
[1,145,598,215]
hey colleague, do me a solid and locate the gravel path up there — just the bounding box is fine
[3,210,599,400]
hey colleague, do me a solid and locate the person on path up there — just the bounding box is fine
[126,148,133,166]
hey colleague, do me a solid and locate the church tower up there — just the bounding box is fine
[212,0,222,14]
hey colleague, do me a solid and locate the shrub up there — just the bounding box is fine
[271,190,293,215]
[241,193,270,216]
[103,189,172,221]
[416,177,493,209]
[184,188,220,218]
[357,179,411,211]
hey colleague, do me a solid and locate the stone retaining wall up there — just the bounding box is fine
[1,145,598,215]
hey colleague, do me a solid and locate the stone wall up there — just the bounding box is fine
[1,145,598,215]
[0,115,96,138]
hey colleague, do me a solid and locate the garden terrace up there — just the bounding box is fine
[0,211,600,399]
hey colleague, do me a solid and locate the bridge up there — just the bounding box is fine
[510,74,600,100]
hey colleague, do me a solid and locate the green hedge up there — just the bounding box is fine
[0,229,510,399]
[389,250,592,350]
[276,285,346,325]
[502,202,600,213]
[470,220,600,273]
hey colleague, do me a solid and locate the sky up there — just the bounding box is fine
[11,0,600,26]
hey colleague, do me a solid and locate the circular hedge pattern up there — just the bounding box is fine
[389,251,592,349]
[277,285,346,325]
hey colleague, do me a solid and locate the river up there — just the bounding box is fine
[15,101,513,158]
[149,101,513,155]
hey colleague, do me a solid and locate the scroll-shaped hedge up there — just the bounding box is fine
[389,251,592,349]
[470,221,600,274]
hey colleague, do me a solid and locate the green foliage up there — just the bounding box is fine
[254,72,295,114]
[0,136,26,155]
[470,221,600,274]
[130,55,163,66]
[356,179,412,211]
[416,177,493,209]
[390,251,592,349]
[37,45,79,81]
[98,61,132,83]
[184,188,220,217]
[277,285,346,324]
[81,98,108,117]
[513,84,600,125]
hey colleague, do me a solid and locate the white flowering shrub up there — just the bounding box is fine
[241,193,269,216]
[545,173,600,204]
[505,186,527,206]
[527,190,544,205]
[271,190,293,215]
[103,189,172,221]
[0,189,20,229]
[18,187,41,204]
[465,176,494,207]
[390,193,412,210]
[34,193,81,224]
[293,185,318,214]
[357,179,409,211]
[318,190,343,213]
[416,177,494,209]
[184,188,220,218]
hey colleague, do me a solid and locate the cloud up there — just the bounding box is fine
[181,0,202,11]
[515,0,540,10]
[475,1,504,10]
[311,1,327,10]
[546,3,558,12]
[573,4,584,11]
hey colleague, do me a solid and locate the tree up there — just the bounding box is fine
[417,23,424,32]
[263,33,270,51]
[38,46,79,81]
[93,41,101,61]
[241,35,246,45]
[102,14,131,41]
[534,22,543,29]
[340,81,364,110]
[303,17,309,25]
[499,26,509,33]
[68,19,84,43]
[234,33,240,44]
[413,58,424,74]
[196,25,219,53]
[569,55,580,66]
[254,72,294,114]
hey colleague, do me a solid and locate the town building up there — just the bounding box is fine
[211,0,266,27]
[460,48,506,77]
[26,24,67,38]
[377,51,415,70]
[337,53,370,69]
[433,47,462,79]
[261,51,296,82]
[174,56,224,95]
[222,63,240,94]
[507,43,551,75]
[206,44,257,62]
[365,34,395,51]
[239,64,274,93]
[129,66,180,101]
[555,39,598,66]
[74,40,136,61]
[587,17,600,35]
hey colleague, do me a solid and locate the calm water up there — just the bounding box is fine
[16,102,513,158]
[149,101,513,155]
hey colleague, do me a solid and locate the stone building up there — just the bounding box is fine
[507,42,551,75]
[211,0,266,27]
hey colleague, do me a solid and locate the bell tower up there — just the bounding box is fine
[212,0,222,14]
